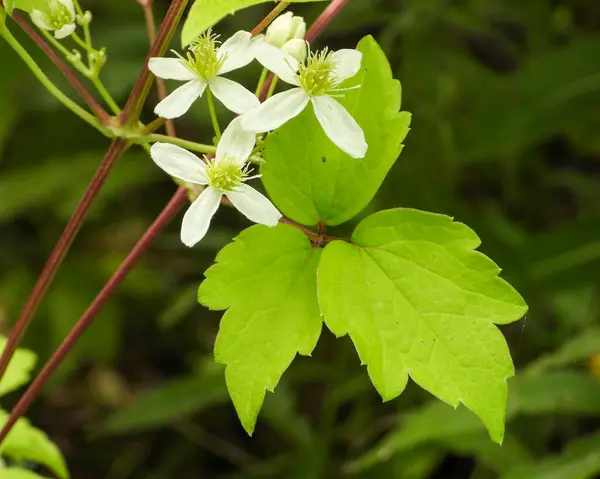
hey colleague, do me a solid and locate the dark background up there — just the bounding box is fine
[1,0,600,477]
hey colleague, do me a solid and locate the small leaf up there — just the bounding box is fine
[198,224,322,435]
[181,0,327,47]
[0,410,69,479]
[0,336,37,397]
[317,208,527,444]
[261,35,411,226]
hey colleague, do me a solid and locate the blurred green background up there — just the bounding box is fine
[2,0,600,477]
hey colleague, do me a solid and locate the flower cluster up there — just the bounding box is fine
[148,12,369,246]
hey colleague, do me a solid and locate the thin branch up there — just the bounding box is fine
[0,187,189,445]
[11,12,110,124]
[250,1,289,36]
[138,0,176,137]
[0,139,129,383]
[120,0,190,126]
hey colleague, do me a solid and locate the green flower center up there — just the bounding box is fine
[182,30,226,80]
[297,48,338,97]
[49,0,73,29]
[206,156,251,191]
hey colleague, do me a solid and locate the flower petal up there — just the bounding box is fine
[218,30,255,75]
[240,88,309,133]
[331,49,363,83]
[150,143,209,184]
[57,0,76,18]
[149,57,196,81]
[216,117,256,166]
[155,79,206,119]
[253,42,299,86]
[30,11,53,30]
[54,23,76,39]
[312,95,367,159]
[181,187,223,247]
[209,76,259,115]
[226,184,282,227]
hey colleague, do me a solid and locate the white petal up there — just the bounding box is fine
[253,42,299,86]
[226,184,282,227]
[216,117,255,166]
[57,0,75,19]
[181,187,223,247]
[155,79,206,119]
[149,57,196,81]
[312,96,367,159]
[217,30,255,75]
[240,88,309,133]
[30,11,53,31]
[150,143,208,184]
[54,23,75,39]
[209,76,259,115]
[331,49,363,83]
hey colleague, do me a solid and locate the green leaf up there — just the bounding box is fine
[1,469,47,479]
[11,0,50,14]
[181,0,327,47]
[0,336,36,397]
[198,224,322,435]
[317,208,527,444]
[262,35,411,226]
[0,410,69,479]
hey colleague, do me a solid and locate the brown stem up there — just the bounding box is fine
[250,2,289,36]
[138,0,177,137]
[0,139,129,383]
[0,187,188,445]
[11,12,110,124]
[120,0,190,126]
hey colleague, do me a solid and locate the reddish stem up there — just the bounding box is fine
[11,12,110,124]
[0,187,188,445]
[0,139,129,382]
[250,2,289,36]
[120,0,190,125]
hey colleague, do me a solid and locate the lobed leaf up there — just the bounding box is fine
[318,208,527,444]
[262,35,411,226]
[198,224,322,435]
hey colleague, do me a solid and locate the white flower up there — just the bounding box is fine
[265,11,306,49]
[281,38,308,63]
[242,46,368,159]
[31,0,76,40]
[150,118,282,247]
[148,30,260,119]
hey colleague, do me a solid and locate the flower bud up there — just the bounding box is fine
[31,0,76,40]
[265,12,306,48]
[282,38,307,63]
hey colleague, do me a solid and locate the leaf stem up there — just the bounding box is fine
[0,139,129,389]
[0,23,107,134]
[10,11,110,124]
[0,187,188,447]
[144,134,217,154]
[91,75,121,115]
[206,88,221,139]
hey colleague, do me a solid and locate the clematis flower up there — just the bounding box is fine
[241,46,368,159]
[148,30,260,119]
[31,0,76,40]
[264,12,307,62]
[150,118,282,247]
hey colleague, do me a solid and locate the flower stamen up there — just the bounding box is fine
[180,29,226,80]
[297,48,338,96]
[205,155,254,191]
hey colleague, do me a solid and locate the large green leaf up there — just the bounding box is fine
[261,35,411,226]
[318,208,527,444]
[181,0,327,47]
[198,224,322,435]
[0,410,69,479]
[0,336,36,397]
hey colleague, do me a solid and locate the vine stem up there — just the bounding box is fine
[0,0,190,390]
[0,188,189,445]
[10,11,110,124]
[0,24,106,133]
[0,139,129,385]
[250,1,289,36]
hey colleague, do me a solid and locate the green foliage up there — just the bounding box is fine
[181,0,327,46]
[6,0,50,15]
[1,469,47,479]
[262,35,411,226]
[318,208,527,443]
[198,224,322,434]
[0,337,36,396]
